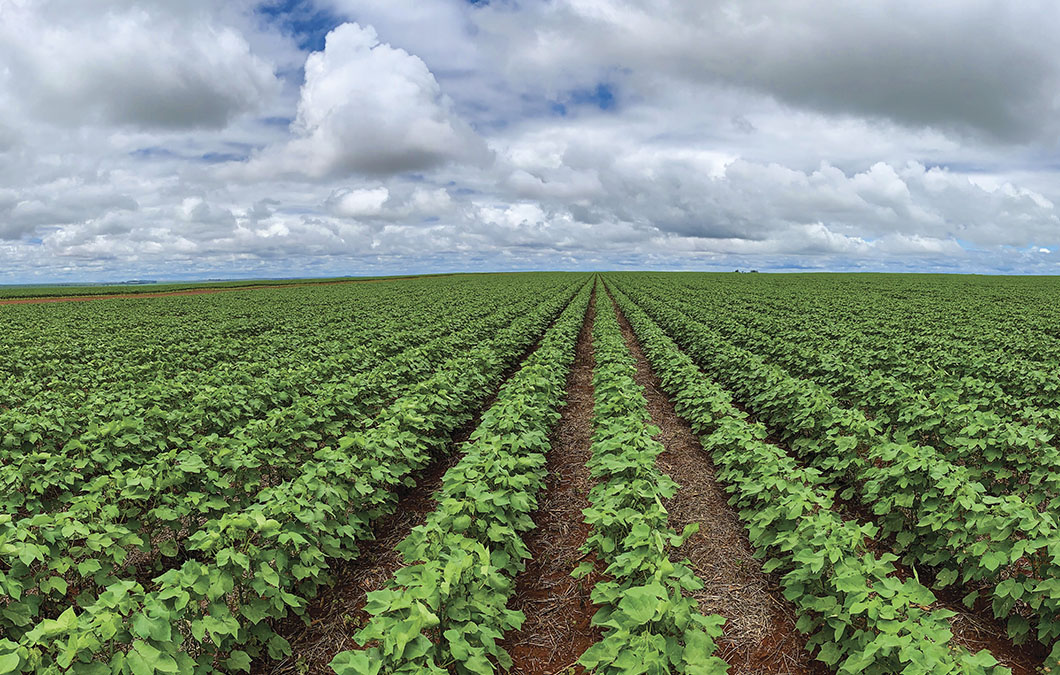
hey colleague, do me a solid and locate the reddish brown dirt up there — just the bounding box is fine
[929,588,1044,674]
[500,288,601,675]
[608,292,825,675]
[0,275,439,306]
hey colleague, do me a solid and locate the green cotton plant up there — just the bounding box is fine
[671,283,1060,502]
[579,578,725,675]
[575,297,727,674]
[330,284,592,675]
[345,539,486,671]
[607,281,1008,675]
[351,537,521,674]
[0,277,590,674]
[0,279,560,518]
[630,276,1039,494]
[613,276,1060,665]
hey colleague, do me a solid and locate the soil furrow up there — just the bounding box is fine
[608,291,824,675]
[501,285,600,675]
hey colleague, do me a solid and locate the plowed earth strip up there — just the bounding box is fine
[607,292,824,675]
[500,286,600,675]
[255,287,580,675]
[0,275,447,305]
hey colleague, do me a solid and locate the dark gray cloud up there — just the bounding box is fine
[478,1,1060,142]
[704,3,1058,142]
[0,1,279,130]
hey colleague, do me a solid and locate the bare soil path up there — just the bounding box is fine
[500,286,600,675]
[608,291,825,675]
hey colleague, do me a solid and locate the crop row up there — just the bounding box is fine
[608,283,1006,674]
[575,296,725,673]
[328,281,592,675]
[0,282,569,611]
[665,273,1060,407]
[0,282,556,580]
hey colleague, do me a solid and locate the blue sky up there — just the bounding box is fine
[2,0,1060,283]
[257,0,342,52]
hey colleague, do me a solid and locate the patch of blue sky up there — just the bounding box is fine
[569,82,616,111]
[260,116,293,128]
[133,144,255,164]
[921,160,995,173]
[256,0,344,53]
[200,152,249,163]
[130,146,180,160]
[538,82,618,118]
[996,242,1056,253]
[507,95,592,123]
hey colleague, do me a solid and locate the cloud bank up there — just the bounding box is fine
[1,0,1060,282]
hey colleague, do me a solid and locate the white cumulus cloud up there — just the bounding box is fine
[238,22,490,179]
